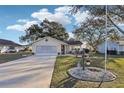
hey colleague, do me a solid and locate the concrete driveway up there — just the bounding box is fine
[0,55,56,88]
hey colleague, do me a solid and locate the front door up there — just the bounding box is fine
[61,45,65,54]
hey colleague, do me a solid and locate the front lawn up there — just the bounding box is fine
[0,52,32,64]
[50,55,124,88]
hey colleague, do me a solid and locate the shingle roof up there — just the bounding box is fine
[0,39,22,46]
[66,40,82,45]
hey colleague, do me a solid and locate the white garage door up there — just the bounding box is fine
[36,46,57,55]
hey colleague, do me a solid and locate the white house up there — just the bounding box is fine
[97,39,124,54]
[65,38,82,52]
[32,36,82,55]
[0,39,23,53]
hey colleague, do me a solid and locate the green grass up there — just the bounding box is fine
[50,54,124,88]
[0,52,32,64]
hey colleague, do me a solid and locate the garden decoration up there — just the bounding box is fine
[68,5,116,82]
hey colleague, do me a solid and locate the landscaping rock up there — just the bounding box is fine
[68,67,116,82]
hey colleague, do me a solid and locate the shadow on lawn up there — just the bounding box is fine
[56,76,77,88]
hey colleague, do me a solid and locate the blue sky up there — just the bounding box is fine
[0,5,88,45]
[1,5,124,45]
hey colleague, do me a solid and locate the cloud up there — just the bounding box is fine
[7,21,38,31]
[6,6,90,32]
[31,8,72,26]
[24,21,38,29]
[55,6,90,24]
[55,6,72,14]
[74,10,89,24]
[17,19,29,23]
[7,24,24,31]
[68,32,74,38]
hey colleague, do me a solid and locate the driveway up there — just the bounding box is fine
[0,55,56,88]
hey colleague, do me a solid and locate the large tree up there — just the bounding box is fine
[20,19,69,43]
[73,17,121,52]
[71,5,124,34]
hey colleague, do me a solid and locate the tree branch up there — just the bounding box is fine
[107,15,124,34]
[108,10,124,18]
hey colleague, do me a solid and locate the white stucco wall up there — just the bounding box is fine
[32,37,68,54]
[69,45,81,51]
[0,46,10,51]
[118,45,124,52]
[0,46,23,52]
[15,46,24,52]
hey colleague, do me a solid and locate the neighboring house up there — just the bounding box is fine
[66,39,82,52]
[97,39,124,54]
[81,42,93,50]
[0,39,23,53]
[32,36,82,55]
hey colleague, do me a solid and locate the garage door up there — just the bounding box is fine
[36,46,57,55]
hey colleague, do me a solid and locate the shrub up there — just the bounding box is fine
[107,50,117,55]
[119,51,124,55]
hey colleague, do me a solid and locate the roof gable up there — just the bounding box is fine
[32,36,82,46]
[32,36,68,45]
[66,39,82,45]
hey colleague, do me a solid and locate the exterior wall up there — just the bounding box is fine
[118,45,124,54]
[15,46,24,52]
[97,40,119,53]
[0,46,10,50]
[65,45,70,53]
[0,45,4,50]
[65,45,81,53]
[81,42,92,50]
[74,45,81,50]
[0,46,23,52]
[32,37,68,54]
[71,45,81,50]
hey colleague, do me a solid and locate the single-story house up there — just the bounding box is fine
[97,39,124,54]
[66,38,82,51]
[0,39,23,53]
[32,36,82,55]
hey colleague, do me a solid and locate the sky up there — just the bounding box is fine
[0,5,89,45]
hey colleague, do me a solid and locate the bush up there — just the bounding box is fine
[119,51,124,55]
[22,47,32,52]
[107,50,117,55]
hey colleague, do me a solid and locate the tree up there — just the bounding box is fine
[71,5,124,34]
[73,17,121,52]
[20,19,69,43]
